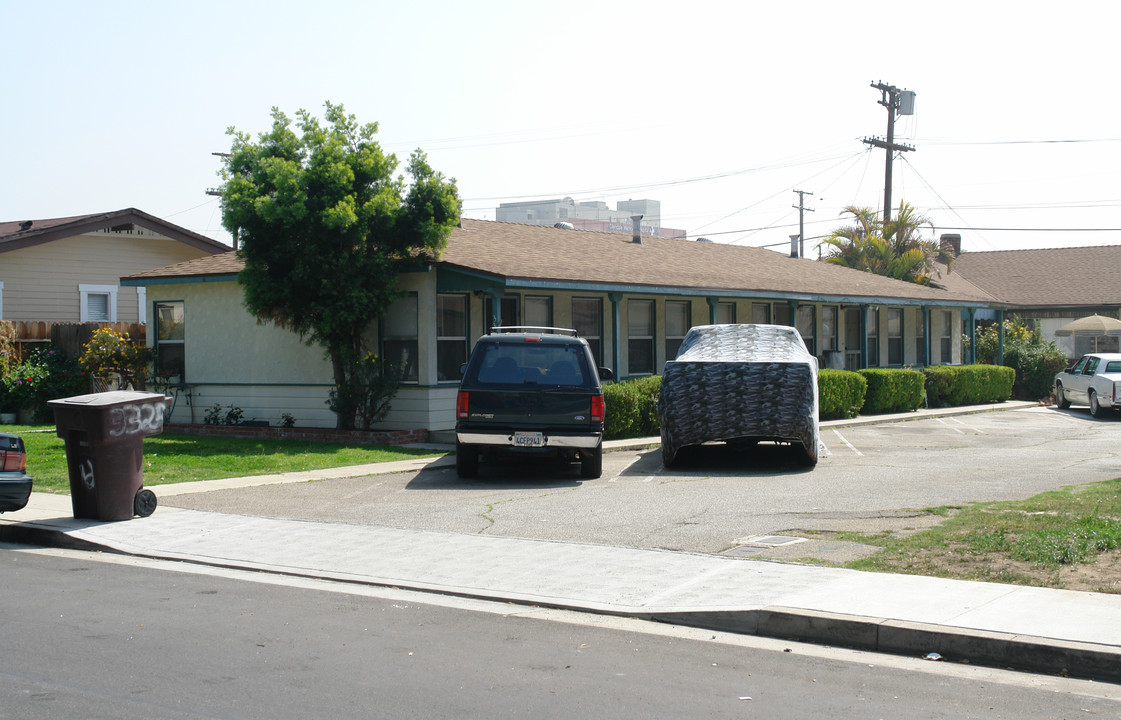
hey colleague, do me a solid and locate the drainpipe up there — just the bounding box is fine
[706,297,719,324]
[609,292,622,378]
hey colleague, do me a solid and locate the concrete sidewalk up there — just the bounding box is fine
[5,400,1119,683]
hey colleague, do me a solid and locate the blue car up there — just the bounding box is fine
[0,433,32,512]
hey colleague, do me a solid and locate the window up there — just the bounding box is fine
[940,310,953,364]
[665,300,691,361]
[383,294,418,382]
[154,301,185,379]
[751,303,770,324]
[844,308,862,370]
[572,297,603,365]
[774,303,791,327]
[524,296,552,328]
[715,302,735,324]
[80,284,118,322]
[0,281,4,319]
[627,299,655,375]
[821,306,838,352]
[797,305,815,355]
[483,295,519,330]
[137,287,146,325]
[916,311,926,366]
[887,308,903,365]
[436,294,467,382]
[867,308,880,367]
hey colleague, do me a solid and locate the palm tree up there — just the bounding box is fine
[821,202,952,286]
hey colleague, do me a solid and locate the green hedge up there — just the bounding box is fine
[923,364,1014,408]
[857,368,925,414]
[818,369,866,420]
[603,376,661,439]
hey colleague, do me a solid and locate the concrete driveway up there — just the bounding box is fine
[163,406,1120,557]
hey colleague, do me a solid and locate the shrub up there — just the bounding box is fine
[858,368,925,414]
[968,317,1067,401]
[79,327,154,390]
[604,376,661,439]
[1,346,88,421]
[924,364,1014,407]
[818,369,867,419]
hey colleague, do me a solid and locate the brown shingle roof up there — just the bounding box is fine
[124,218,996,306]
[442,220,993,305]
[0,208,229,254]
[952,245,1121,308]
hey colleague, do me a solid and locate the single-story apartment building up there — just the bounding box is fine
[122,219,1001,432]
[941,243,1121,360]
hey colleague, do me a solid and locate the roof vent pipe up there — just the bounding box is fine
[631,215,643,244]
[790,234,800,258]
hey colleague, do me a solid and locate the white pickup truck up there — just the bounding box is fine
[1054,353,1121,417]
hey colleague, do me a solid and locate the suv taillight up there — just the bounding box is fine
[1,447,26,472]
[591,394,604,423]
[457,391,469,419]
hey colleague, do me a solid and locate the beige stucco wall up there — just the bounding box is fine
[0,230,220,322]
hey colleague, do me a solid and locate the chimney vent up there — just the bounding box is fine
[631,215,643,244]
[790,234,800,258]
[939,233,962,257]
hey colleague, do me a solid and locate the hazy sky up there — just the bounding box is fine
[5,1,1119,255]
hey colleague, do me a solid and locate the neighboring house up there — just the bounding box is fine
[0,208,229,334]
[939,244,1121,359]
[122,219,999,433]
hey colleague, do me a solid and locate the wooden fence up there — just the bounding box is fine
[3,321,146,360]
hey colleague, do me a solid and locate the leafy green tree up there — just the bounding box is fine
[219,102,461,429]
[821,202,952,285]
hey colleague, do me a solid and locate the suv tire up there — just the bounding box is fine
[456,440,478,478]
[580,446,603,479]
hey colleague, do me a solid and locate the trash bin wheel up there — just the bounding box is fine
[134,488,157,517]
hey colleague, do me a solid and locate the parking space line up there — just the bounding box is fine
[949,417,986,434]
[830,429,863,456]
[935,418,965,434]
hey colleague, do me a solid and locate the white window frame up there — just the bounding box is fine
[79,284,118,322]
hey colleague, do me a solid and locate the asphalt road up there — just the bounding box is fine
[163,406,1121,556]
[3,545,1116,719]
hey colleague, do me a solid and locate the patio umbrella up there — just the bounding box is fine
[1053,314,1121,352]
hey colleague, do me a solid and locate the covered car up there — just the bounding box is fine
[658,324,819,467]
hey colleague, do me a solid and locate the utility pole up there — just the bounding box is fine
[792,189,814,258]
[862,81,915,227]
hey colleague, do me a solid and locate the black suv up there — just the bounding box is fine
[455,327,613,479]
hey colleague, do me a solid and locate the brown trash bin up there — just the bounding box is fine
[49,391,171,521]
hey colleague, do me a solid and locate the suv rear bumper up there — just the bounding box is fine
[458,431,601,449]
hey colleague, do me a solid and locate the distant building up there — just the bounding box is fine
[496,197,686,239]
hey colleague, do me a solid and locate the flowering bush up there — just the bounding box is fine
[966,317,1067,400]
[327,351,399,430]
[1,347,87,421]
[79,328,154,390]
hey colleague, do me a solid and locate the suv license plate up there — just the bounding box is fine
[514,431,545,447]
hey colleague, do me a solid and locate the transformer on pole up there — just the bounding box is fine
[862,81,915,227]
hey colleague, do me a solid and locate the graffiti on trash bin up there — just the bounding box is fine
[107,402,166,438]
[79,459,95,489]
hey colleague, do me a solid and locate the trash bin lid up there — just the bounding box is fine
[48,391,170,408]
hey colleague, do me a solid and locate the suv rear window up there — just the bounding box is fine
[474,343,588,386]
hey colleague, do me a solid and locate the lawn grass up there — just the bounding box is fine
[3,423,445,493]
[836,478,1121,588]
